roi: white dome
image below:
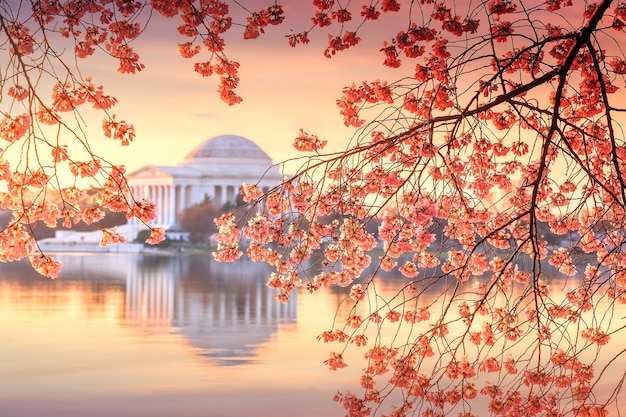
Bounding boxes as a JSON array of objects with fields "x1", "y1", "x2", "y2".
[{"x1": 184, "y1": 134, "x2": 272, "y2": 162}]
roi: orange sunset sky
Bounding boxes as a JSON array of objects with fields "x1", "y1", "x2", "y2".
[{"x1": 77, "y1": 2, "x2": 411, "y2": 176}]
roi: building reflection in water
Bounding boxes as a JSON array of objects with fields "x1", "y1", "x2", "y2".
[
  {"x1": 123, "y1": 253, "x2": 297, "y2": 366},
  {"x1": 0, "y1": 253, "x2": 297, "y2": 367}
]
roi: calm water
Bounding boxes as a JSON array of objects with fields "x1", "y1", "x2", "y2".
[
  {"x1": 1, "y1": 253, "x2": 625, "y2": 416},
  {"x1": 0, "y1": 253, "x2": 361, "y2": 417}
]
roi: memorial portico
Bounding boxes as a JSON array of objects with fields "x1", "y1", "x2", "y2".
[{"x1": 126, "y1": 135, "x2": 282, "y2": 232}]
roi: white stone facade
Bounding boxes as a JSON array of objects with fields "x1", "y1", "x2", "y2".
[{"x1": 126, "y1": 135, "x2": 282, "y2": 231}]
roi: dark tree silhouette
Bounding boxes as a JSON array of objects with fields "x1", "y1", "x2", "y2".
[{"x1": 179, "y1": 198, "x2": 220, "y2": 243}]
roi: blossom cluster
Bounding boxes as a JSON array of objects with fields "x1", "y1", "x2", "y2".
[{"x1": 213, "y1": 1, "x2": 626, "y2": 416}]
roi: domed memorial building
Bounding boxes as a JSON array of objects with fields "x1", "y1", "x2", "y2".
[{"x1": 126, "y1": 134, "x2": 282, "y2": 231}]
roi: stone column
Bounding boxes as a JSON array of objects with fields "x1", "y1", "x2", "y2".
[
  {"x1": 159, "y1": 185, "x2": 165, "y2": 225},
  {"x1": 174, "y1": 185, "x2": 181, "y2": 226},
  {"x1": 162, "y1": 185, "x2": 167, "y2": 226},
  {"x1": 152, "y1": 185, "x2": 163, "y2": 224},
  {"x1": 167, "y1": 184, "x2": 174, "y2": 226}
]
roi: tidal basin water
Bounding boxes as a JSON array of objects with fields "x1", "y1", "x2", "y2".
[
  {"x1": 0, "y1": 253, "x2": 362, "y2": 417},
  {"x1": 2, "y1": 252, "x2": 626, "y2": 416}
]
